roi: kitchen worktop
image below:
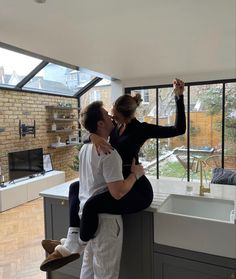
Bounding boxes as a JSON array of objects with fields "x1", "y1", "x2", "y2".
[{"x1": 40, "y1": 176, "x2": 236, "y2": 219}]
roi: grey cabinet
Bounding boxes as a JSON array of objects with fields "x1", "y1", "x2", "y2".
[
  {"x1": 154, "y1": 245, "x2": 236, "y2": 279},
  {"x1": 43, "y1": 196, "x2": 154, "y2": 279},
  {"x1": 119, "y1": 211, "x2": 154, "y2": 279},
  {"x1": 43, "y1": 197, "x2": 83, "y2": 279},
  {"x1": 42, "y1": 195, "x2": 236, "y2": 279},
  {"x1": 44, "y1": 198, "x2": 70, "y2": 239}
]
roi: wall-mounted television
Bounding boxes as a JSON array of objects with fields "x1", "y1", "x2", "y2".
[{"x1": 8, "y1": 148, "x2": 44, "y2": 181}]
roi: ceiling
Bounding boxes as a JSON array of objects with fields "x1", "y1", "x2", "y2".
[{"x1": 0, "y1": 0, "x2": 235, "y2": 87}]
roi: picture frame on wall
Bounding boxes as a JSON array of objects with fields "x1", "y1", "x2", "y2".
[{"x1": 43, "y1": 154, "x2": 53, "y2": 172}]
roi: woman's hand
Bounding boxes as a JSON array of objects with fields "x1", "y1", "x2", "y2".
[
  {"x1": 173, "y1": 78, "x2": 185, "y2": 97},
  {"x1": 90, "y1": 133, "x2": 113, "y2": 155},
  {"x1": 131, "y1": 158, "x2": 145, "y2": 180}
]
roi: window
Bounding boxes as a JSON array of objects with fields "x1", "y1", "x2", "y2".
[
  {"x1": 131, "y1": 88, "x2": 157, "y2": 175},
  {"x1": 23, "y1": 63, "x2": 95, "y2": 96},
  {"x1": 79, "y1": 79, "x2": 112, "y2": 140},
  {"x1": 141, "y1": 90, "x2": 149, "y2": 104},
  {"x1": 126, "y1": 79, "x2": 236, "y2": 181},
  {"x1": 0, "y1": 47, "x2": 42, "y2": 87},
  {"x1": 89, "y1": 90, "x2": 101, "y2": 103},
  {"x1": 131, "y1": 89, "x2": 150, "y2": 104},
  {"x1": 225, "y1": 82, "x2": 236, "y2": 156},
  {"x1": 80, "y1": 79, "x2": 112, "y2": 111},
  {"x1": 0, "y1": 44, "x2": 101, "y2": 97}
]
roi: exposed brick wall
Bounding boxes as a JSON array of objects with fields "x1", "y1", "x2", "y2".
[{"x1": 0, "y1": 89, "x2": 79, "y2": 182}]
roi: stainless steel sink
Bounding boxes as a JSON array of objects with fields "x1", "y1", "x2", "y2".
[{"x1": 154, "y1": 194, "x2": 236, "y2": 258}]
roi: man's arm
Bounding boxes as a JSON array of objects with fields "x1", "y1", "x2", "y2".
[{"x1": 107, "y1": 159, "x2": 144, "y2": 200}]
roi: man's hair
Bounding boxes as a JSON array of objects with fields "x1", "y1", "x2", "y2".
[{"x1": 80, "y1": 101, "x2": 104, "y2": 133}]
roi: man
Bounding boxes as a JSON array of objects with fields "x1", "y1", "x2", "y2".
[{"x1": 40, "y1": 101, "x2": 144, "y2": 279}]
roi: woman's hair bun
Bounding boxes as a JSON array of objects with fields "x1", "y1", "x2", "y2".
[{"x1": 133, "y1": 93, "x2": 143, "y2": 107}]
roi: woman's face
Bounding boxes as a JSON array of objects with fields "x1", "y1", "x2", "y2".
[{"x1": 111, "y1": 106, "x2": 126, "y2": 125}]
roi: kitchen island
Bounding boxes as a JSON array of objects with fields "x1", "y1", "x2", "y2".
[{"x1": 40, "y1": 177, "x2": 236, "y2": 279}]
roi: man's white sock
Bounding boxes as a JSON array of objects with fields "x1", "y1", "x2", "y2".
[{"x1": 63, "y1": 227, "x2": 80, "y2": 253}]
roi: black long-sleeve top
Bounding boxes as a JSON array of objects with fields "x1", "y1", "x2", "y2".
[{"x1": 109, "y1": 96, "x2": 186, "y2": 177}]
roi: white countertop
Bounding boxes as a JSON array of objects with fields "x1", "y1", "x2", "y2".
[
  {"x1": 40, "y1": 176, "x2": 236, "y2": 258},
  {"x1": 39, "y1": 178, "x2": 78, "y2": 200},
  {"x1": 40, "y1": 175, "x2": 236, "y2": 219},
  {"x1": 149, "y1": 177, "x2": 236, "y2": 216}
]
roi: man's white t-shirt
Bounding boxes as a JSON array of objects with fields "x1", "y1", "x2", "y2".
[{"x1": 78, "y1": 143, "x2": 124, "y2": 217}]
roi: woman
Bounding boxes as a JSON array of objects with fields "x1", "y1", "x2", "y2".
[{"x1": 40, "y1": 78, "x2": 186, "y2": 271}]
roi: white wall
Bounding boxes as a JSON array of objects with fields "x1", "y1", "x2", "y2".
[
  {"x1": 122, "y1": 70, "x2": 236, "y2": 88},
  {"x1": 111, "y1": 79, "x2": 124, "y2": 99}
]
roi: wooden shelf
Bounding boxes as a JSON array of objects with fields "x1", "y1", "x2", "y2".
[
  {"x1": 48, "y1": 143, "x2": 81, "y2": 149},
  {"x1": 47, "y1": 129, "x2": 79, "y2": 133},
  {"x1": 46, "y1": 106, "x2": 80, "y2": 110},
  {"x1": 47, "y1": 118, "x2": 79, "y2": 122},
  {"x1": 46, "y1": 105, "x2": 81, "y2": 148}
]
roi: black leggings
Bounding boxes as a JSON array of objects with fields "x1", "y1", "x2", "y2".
[
  {"x1": 68, "y1": 175, "x2": 153, "y2": 242},
  {"x1": 69, "y1": 181, "x2": 80, "y2": 227}
]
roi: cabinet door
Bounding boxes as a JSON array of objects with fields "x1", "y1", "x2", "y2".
[
  {"x1": 155, "y1": 253, "x2": 236, "y2": 279},
  {"x1": 44, "y1": 198, "x2": 69, "y2": 239},
  {"x1": 119, "y1": 211, "x2": 154, "y2": 279},
  {"x1": 44, "y1": 198, "x2": 154, "y2": 279},
  {"x1": 44, "y1": 198, "x2": 83, "y2": 279},
  {"x1": 47, "y1": 270, "x2": 78, "y2": 279}
]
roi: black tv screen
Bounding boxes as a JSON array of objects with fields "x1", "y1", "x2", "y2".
[{"x1": 8, "y1": 148, "x2": 44, "y2": 181}]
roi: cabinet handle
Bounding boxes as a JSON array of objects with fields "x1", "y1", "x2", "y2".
[
  {"x1": 61, "y1": 200, "x2": 65, "y2": 206},
  {"x1": 229, "y1": 272, "x2": 236, "y2": 279}
]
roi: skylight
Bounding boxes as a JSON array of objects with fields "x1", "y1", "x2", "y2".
[
  {"x1": 0, "y1": 47, "x2": 42, "y2": 87},
  {"x1": 0, "y1": 45, "x2": 102, "y2": 97},
  {"x1": 23, "y1": 63, "x2": 96, "y2": 96}
]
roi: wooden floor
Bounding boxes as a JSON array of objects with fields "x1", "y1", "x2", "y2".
[{"x1": 0, "y1": 198, "x2": 46, "y2": 279}]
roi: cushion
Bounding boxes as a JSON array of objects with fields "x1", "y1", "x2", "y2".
[{"x1": 211, "y1": 168, "x2": 236, "y2": 185}]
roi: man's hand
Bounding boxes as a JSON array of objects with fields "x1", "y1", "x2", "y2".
[
  {"x1": 107, "y1": 158, "x2": 145, "y2": 200},
  {"x1": 90, "y1": 133, "x2": 113, "y2": 155},
  {"x1": 131, "y1": 158, "x2": 145, "y2": 180},
  {"x1": 173, "y1": 78, "x2": 184, "y2": 97}
]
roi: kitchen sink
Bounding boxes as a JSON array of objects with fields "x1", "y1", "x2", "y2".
[
  {"x1": 154, "y1": 194, "x2": 236, "y2": 258},
  {"x1": 158, "y1": 194, "x2": 235, "y2": 222}
]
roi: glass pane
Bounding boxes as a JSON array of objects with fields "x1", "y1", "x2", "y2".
[
  {"x1": 80, "y1": 79, "x2": 112, "y2": 136},
  {"x1": 189, "y1": 84, "x2": 223, "y2": 182},
  {"x1": 23, "y1": 63, "x2": 96, "y2": 96},
  {"x1": 225, "y1": 82, "x2": 236, "y2": 169},
  {"x1": 0, "y1": 47, "x2": 42, "y2": 87},
  {"x1": 131, "y1": 89, "x2": 157, "y2": 176},
  {"x1": 158, "y1": 87, "x2": 187, "y2": 180}
]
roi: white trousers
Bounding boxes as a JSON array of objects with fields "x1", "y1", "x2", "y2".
[{"x1": 80, "y1": 214, "x2": 123, "y2": 279}]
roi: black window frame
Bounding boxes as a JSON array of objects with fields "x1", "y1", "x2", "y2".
[
  {"x1": 0, "y1": 42, "x2": 103, "y2": 98},
  {"x1": 125, "y1": 78, "x2": 236, "y2": 180}
]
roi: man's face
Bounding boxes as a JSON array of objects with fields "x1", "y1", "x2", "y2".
[{"x1": 101, "y1": 108, "x2": 114, "y2": 133}]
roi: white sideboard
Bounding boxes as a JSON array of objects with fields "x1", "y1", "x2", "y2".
[{"x1": 0, "y1": 170, "x2": 65, "y2": 212}]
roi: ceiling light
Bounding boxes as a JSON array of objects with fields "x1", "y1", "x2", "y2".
[{"x1": 35, "y1": 0, "x2": 46, "y2": 3}]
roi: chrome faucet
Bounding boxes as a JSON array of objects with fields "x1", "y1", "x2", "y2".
[{"x1": 199, "y1": 159, "x2": 210, "y2": 196}]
